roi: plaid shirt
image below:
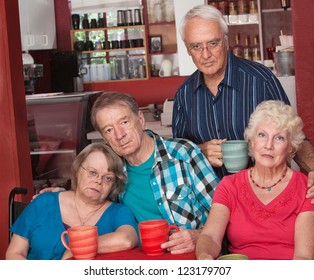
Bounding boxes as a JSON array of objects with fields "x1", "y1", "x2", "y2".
[{"x1": 120, "y1": 130, "x2": 220, "y2": 229}]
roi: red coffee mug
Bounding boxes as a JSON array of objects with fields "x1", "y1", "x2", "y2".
[
  {"x1": 139, "y1": 219, "x2": 180, "y2": 256},
  {"x1": 61, "y1": 225, "x2": 98, "y2": 260}
]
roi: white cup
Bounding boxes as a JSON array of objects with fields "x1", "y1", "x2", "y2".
[
  {"x1": 90, "y1": 64, "x2": 97, "y2": 81},
  {"x1": 96, "y1": 64, "x2": 105, "y2": 81},
  {"x1": 104, "y1": 63, "x2": 111, "y2": 80},
  {"x1": 81, "y1": 65, "x2": 90, "y2": 82},
  {"x1": 159, "y1": 59, "x2": 172, "y2": 77}
]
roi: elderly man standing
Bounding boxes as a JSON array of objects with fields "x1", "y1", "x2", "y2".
[
  {"x1": 90, "y1": 91, "x2": 219, "y2": 254},
  {"x1": 172, "y1": 4, "x2": 314, "y2": 196}
]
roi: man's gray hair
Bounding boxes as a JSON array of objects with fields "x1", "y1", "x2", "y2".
[{"x1": 179, "y1": 4, "x2": 229, "y2": 41}]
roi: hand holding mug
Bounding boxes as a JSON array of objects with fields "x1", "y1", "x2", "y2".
[
  {"x1": 139, "y1": 220, "x2": 180, "y2": 256},
  {"x1": 199, "y1": 139, "x2": 226, "y2": 167}
]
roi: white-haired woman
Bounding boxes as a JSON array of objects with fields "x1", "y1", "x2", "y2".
[{"x1": 196, "y1": 100, "x2": 314, "y2": 260}]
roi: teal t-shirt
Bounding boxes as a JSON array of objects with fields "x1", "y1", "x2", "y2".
[{"x1": 123, "y1": 151, "x2": 163, "y2": 222}]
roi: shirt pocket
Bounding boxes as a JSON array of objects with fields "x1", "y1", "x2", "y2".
[{"x1": 165, "y1": 184, "x2": 192, "y2": 202}]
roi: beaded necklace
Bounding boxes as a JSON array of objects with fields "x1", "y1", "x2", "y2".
[{"x1": 249, "y1": 166, "x2": 288, "y2": 192}]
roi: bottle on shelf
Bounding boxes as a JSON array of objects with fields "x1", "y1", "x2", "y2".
[
  {"x1": 238, "y1": 0, "x2": 248, "y2": 23},
  {"x1": 280, "y1": 0, "x2": 291, "y2": 10},
  {"x1": 228, "y1": 1, "x2": 238, "y2": 24},
  {"x1": 248, "y1": 0, "x2": 258, "y2": 23},
  {"x1": 218, "y1": 1, "x2": 229, "y2": 23},
  {"x1": 243, "y1": 35, "x2": 252, "y2": 61},
  {"x1": 232, "y1": 33, "x2": 244, "y2": 58},
  {"x1": 252, "y1": 35, "x2": 261, "y2": 62}
]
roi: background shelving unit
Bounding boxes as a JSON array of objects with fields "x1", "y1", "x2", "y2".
[{"x1": 70, "y1": 24, "x2": 149, "y2": 82}]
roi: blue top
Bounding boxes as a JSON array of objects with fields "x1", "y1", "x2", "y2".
[
  {"x1": 10, "y1": 192, "x2": 138, "y2": 260},
  {"x1": 124, "y1": 151, "x2": 163, "y2": 222},
  {"x1": 120, "y1": 130, "x2": 220, "y2": 229},
  {"x1": 172, "y1": 51, "x2": 290, "y2": 178}
]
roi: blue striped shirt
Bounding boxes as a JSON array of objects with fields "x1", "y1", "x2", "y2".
[{"x1": 173, "y1": 51, "x2": 290, "y2": 178}]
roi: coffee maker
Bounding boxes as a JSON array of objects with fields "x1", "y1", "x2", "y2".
[{"x1": 22, "y1": 52, "x2": 43, "y2": 95}]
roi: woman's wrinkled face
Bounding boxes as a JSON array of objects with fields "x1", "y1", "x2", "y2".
[
  {"x1": 95, "y1": 104, "x2": 145, "y2": 159},
  {"x1": 250, "y1": 121, "x2": 292, "y2": 168},
  {"x1": 184, "y1": 17, "x2": 229, "y2": 77},
  {"x1": 77, "y1": 151, "x2": 115, "y2": 202}
]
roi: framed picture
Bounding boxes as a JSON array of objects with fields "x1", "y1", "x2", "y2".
[{"x1": 150, "y1": 35, "x2": 162, "y2": 53}]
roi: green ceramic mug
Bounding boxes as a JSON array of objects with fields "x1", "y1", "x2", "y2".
[
  {"x1": 221, "y1": 140, "x2": 249, "y2": 173},
  {"x1": 217, "y1": 254, "x2": 248, "y2": 260}
]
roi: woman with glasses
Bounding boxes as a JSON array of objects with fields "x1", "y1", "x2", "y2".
[{"x1": 6, "y1": 143, "x2": 138, "y2": 260}]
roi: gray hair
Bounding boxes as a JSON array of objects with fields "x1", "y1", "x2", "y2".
[
  {"x1": 244, "y1": 100, "x2": 305, "y2": 161},
  {"x1": 91, "y1": 91, "x2": 139, "y2": 132},
  {"x1": 71, "y1": 142, "x2": 126, "y2": 201},
  {"x1": 179, "y1": 4, "x2": 229, "y2": 41}
]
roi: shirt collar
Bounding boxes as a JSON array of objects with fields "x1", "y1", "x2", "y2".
[
  {"x1": 145, "y1": 129, "x2": 173, "y2": 163},
  {"x1": 193, "y1": 50, "x2": 240, "y2": 93}
]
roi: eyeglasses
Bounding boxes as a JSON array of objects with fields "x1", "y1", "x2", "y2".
[
  {"x1": 188, "y1": 40, "x2": 223, "y2": 53},
  {"x1": 80, "y1": 165, "x2": 115, "y2": 185}
]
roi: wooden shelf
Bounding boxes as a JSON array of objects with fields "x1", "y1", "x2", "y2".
[
  {"x1": 70, "y1": 24, "x2": 149, "y2": 81},
  {"x1": 82, "y1": 77, "x2": 149, "y2": 84},
  {"x1": 148, "y1": 21, "x2": 175, "y2": 26},
  {"x1": 70, "y1": 25, "x2": 145, "y2": 33},
  {"x1": 79, "y1": 48, "x2": 146, "y2": 54},
  {"x1": 149, "y1": 50, "x2": 177, "y2": 55},
  {"x1": 227, "y1": 21, "x2": 259, "y2": 26}
]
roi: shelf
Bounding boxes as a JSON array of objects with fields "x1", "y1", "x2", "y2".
[
  {"x1": 82, "y1": 77, "x2": 148, "y2": 83},
  {"x1": 79, "y1": 47, "x2": 146, "y2": 54},
  {"x1": 227, "y1": 21, "x2": 259, "y2": 26},
  {"x1": 149, "y1": 50, "x2": 177, "y2": 55},
  {"x1": 71, "y1": 22, "x2": 149, "y2": 81},
  {"x1": 70, "y1": 25, "x2": 145, "y2": 33},
  {"x1": 148, "y1": 21, "x2": 175, "y2": 26},
  {"x1": 30, "y1": 149, "x2": 76, "y2": 155},
  {"x1": 262, "y1": 8, "x2": 292, "y2": 13}
]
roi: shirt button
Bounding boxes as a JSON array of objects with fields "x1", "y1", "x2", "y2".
[{"x1": 153, "y1": 182, "x2": 156, "y2": 185}]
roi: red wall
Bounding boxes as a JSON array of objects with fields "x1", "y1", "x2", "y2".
[
  {"x1": 84, "y1": 76, "x2": 187, "y2": 107},
  {"x1": 0, "y1": 0, "x2": 33, "y2": 258},
  {"x1": 292, "y1": 0, "x2": 314, "y2": 143}
]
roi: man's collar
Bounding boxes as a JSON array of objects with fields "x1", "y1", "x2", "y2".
[{"x1": 193, "y1": 51, "x2": 240, "y2": 93}]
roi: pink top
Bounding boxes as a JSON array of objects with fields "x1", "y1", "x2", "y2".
[{"x1": 213, "y1": 169, "x2": 314, "y2": 260}]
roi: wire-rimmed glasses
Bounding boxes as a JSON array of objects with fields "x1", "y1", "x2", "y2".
[{"x1": 80, "y1": 165, "x2": 115, "y2": 185}]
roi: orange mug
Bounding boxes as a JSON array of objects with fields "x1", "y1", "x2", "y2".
[
  {"x1": 61, "y1": 225, "x2": 98, "y2": 260},
  {"x1": 139, "y1": 219, "x2": 180, "y2": 256}
]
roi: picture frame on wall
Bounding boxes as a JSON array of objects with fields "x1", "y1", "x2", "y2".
[{"x1": 150, "y1": 35, "x2": 162, "y2": 53}]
